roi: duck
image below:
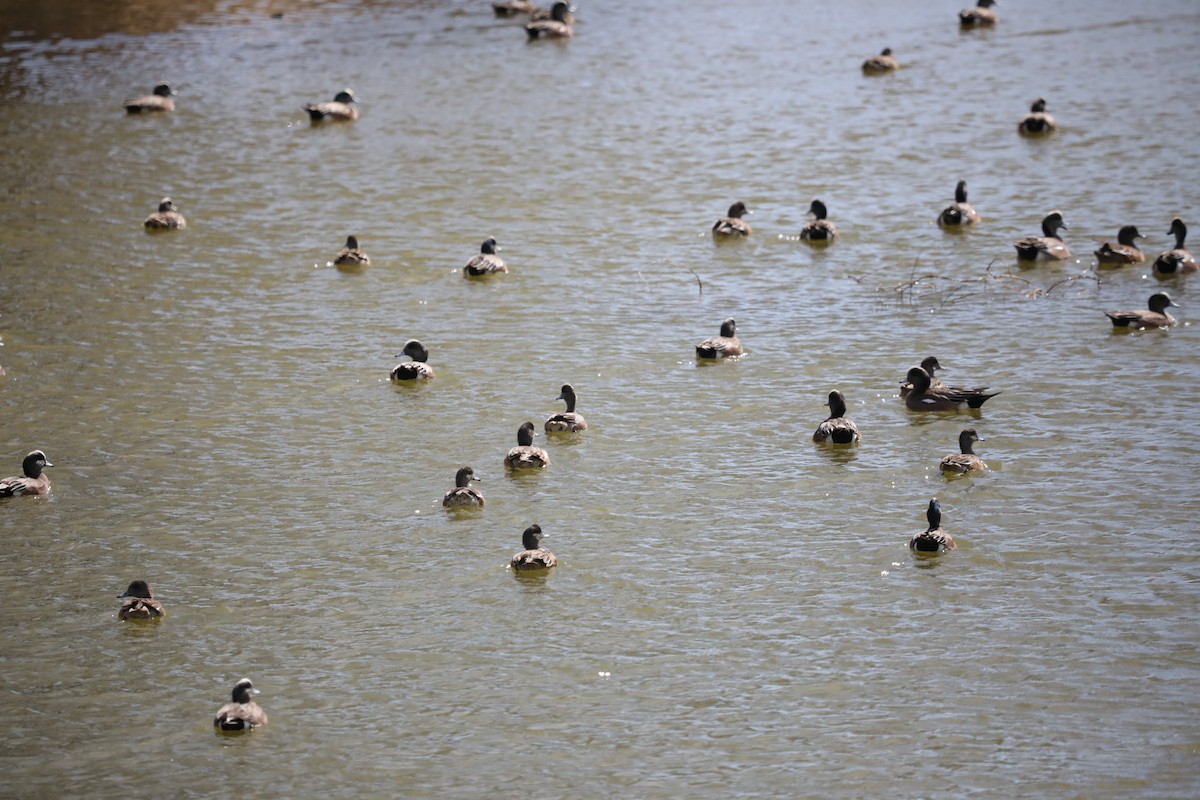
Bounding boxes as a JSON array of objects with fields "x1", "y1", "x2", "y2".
[
  {"x1": 1018, "y1": 98, "x2": 1057, "y2": 134},
  {"x1": 143, "y1": 197, "x2": 186, "y2": 230},
  {"x1": 695, "y1": 318, "x2": 744, "y2": 359},
  {"x1": 904, "y1": 366, "x2": 999, "y2": 412},
  {"x1": 118, "y1": 580, "x2": 166, "y2": 620},
  {"x1": 0, "y1": 450, "x2": 53, "y2": 497},
  {"x1": 390, "y1": 340, "x2": 435, "y2": 381},
  {"x1": 899, "y1": 356, "x2": 945, "y2": 398},
  {"x1": 123, "y1": 83, "x2": 175, "y2": 113},
  {"x1": 1014, "y1": 211, "x2": 1070, "y2": 261},
  {"x1": 463, "y1": 238, "x2": 507, "y2": 277},
  {"x1": 545, "y1": 383, "x2": 588, "y2": 432},
  {"x1": 959, "y1": 0, "x2": 997, "y2": 26},
  {"x1": 1105, "y1": 292, "x2": 1179, "y2": 329},
  {"x1": 511, "y1": 524, "x2": 557, "y2": 571},
  {"x1": 214, "y1": 678, "x2": 268, "y2": 732},
  {"x1": 505, "y1": 422, "x2": 551, "y2": 470},
  {"x1": 812, "y1": 390, "x2": 861, "y2": 444},
  {"x1": 1153, "y1": 218, "x2": 1198, "y2": 275},
  {"x1": 525, "y1": 2, "x2": 573, "y2": 38},
  {"x1": 1093, "y1": 225, "x2": 1145, "y2": 266},
  {"x1": 492, "y1": 0, "x2": 539, "y2": 16},
  {"x1": 530, "y1": 3, "x2": 574, "y2": 23},
  {"x1": 333, "y1": 235, "x2": 370, "y2": 268},
  {"x1": 937, "y1": 180, "x2": 980, "y2": 227},
  {"x1": 799, "y1": 199, "x2": 838, "y2": 242},
  {"x1": 712, "y1": 201, "x2": 752, "y2": 238},
  {"x1": 302, "y1": 89, "x2": 358, "y2": 121},
  {"x1": 442, "y1": 466, "x2": 484, "y2": 508},
  {"x1": 939, "y1": 429, "x2": 987, "y2": 474},
  {"x1": 862, "y1": 48, "x2": 898, "y2": 74},
  {"x1": 909, "y1": 499, "x2": 955, "y2": 553}
]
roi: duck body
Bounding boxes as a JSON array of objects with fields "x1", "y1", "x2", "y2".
[
  {"x1": 505, "y1": 422, "x2": 550, "y2": 470},
  {"x1": 712, "y1": 201, "x2": 752, "y2": 238},
  {"x1": 511, "y1": 524, "x2": 557, "y2": 571},
  {"x1": 0, "y1": 450, "x2": 53, "y2": 497},
  {"x1": 124, "y1": 83, "x2": 175, "y2": 113},
  {"x1": 333, "y1": 235, "x2": 370, "y2": 268},
  {"x1": 1105, "y1": 292, "x2": 1178, "y2": 329},
  {"x1": 214, "y1": 678, "x2": 268, "y2": 732},
  {"x1": 904, "y1": 366, "x2": 999, "y2": 412},
  {"x1": 937, "y1": 180, "x2": 980, "y2": 227},
  {"x1": 493, "y1": 0, "x2": 539, "y2": 16},
  {"x1": 939, "y1": 429, "x2": 987, "y2": 474},
  {"x1": 545, "y1": 383, "x2": 587, "y2": 432},
  {"x1": 959, "y1": 0, "x2": 997, "y2": 26},
  {"x1": 525, "y1": 2, "x2": 573, "y2": 38},
  {"x1": 695, "y1": 318, "x2": 743, "y2": 359},
  {"x1": 463, "y1": 238, "x2": 507, "y2": 277},
  {"x1": 1094, "y1": 225, "x2": 1144, "y2": 266},
  {"x1": 118, "y1": 580, "x2": 166, "y2": 620},
  {"x1": 862, "y1": 48, "x2": 898, "y2": 74},
  {"x1": 1153, "y1": 219, "x2": 1198, "y2": 275},
  {"x1": 303, "y1": 90, "x2": 358, "y2": 121},
  {"x1": 813, "y1": 390, "x2": 861, "y2": 444},
  {"x1": 799, "y1": 199, "x2": 838, "y2": 242},
  {"x1": 442, "y1": 466, "x2": 484, "y2": 507},
  {"x1": 1014, "y1": 211, "x2": 1069, "y2": 261},
  {"x1": 909, "y1": 499, "x2": 955, "y2": 553},
  {"x1": 391, "y1": 339, "x2": 435, "y2": 381},
  {"x1": 144, "y1": 197, "x2": 186, "y2": 230},
  {"x1": 1018, "y1": 98, "x2": 1057, "y2": 134},
  {"x1": 899, "y1": 356, "x2": 944, "y2": 399}
]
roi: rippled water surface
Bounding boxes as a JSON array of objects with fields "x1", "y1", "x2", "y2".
[{"x1": 2, "y1": 0, "x2": 1199, "y2": 797}]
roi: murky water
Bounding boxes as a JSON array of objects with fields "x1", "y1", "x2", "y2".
[{"x1": 2, "y1": 0, "x2": 1199, "y2": 797}]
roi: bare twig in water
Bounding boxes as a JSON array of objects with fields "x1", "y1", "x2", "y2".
[{"x1": 886, "y1": 260, "x2": 1102, "y2": 304}]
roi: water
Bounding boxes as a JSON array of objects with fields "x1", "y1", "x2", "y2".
[{"x1": 2, "y1": 0, "x2": 1199, "y2": 797}]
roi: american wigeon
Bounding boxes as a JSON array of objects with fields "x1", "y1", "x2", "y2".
[
  {"x1": 463, "y1": 238, "x2": 507, "y2": 277},
  {"x1": 1014, "y1": 211, "x2": 1070, "y2": 261},
  {"x1": 712, "y1": 201, "x2": 752, "y2": 238},
  {"x1": 813, "y1": 390, "x2": 861, "y2": 444},
  {"x1": 123, "y1": 83, "x2": 175, "y2": 113},
  {"x1": 1094, "y1": 225, "x2": 1145, "y2": 266},
  {"x1": 333, "y1": 235, "x2": 370, "y2": 268},
  {"x1": 505, "y1": 422, "x2": 550, "y2": 470},
  {"x1": 1153, "y1": 218, "x2": 1198, "y2": 275},
  {"x1": 511, "y1": 524, "x2": 557, "y2": 571},
  {"x1": 695, "y1": 318, "x2": 743, "y2": 359},
  {"x1": 118, "y1": 580, "x2": 166, "y2": 620},
  {"x1": 937, "y1": 180, "x2": 980, "y2": 227},
  {"x1": 525, "y1": 2, "x2": 573, "y2": 38},
  {"x1": 939, "y1": 429, "x2": 987, "y2": 474},
  {"x1": 545, "y1": 384, "x2": 588, "y2": 432},
  {"x1": 0, "y1": 450, "x2": 53, "y2": 497},
  {"x1": 862, "y1": 48, "x2": 898, "y2": 74},
  {"x1": 390, "y1": 340, "x2": 435, "y2": 381},
  {"x1": 214, "y1": 678, "x2": 268, "y2": 732},
  {"x1": 442, "y1": 466, "x2": 484, "y2": 508},
  {"x1": 143, "y1": 197, "x2": 186, "y2": 230},
  {"x1": 493, "y1": 0, "x2": 539, "y2": 17},
  {"x1": 899, "y1": 356, "x2": 945, "y2": 398},
  {"x1": 1105, "y1": 292, "x2": 1178, "y2": 329},
  {"x1": 800, "y1": 199, "x2": 838, "y2": 242},
  {"x1": 909, "y1": 499, "x2": 955, "y2": 553},
  {"x1": 904, "y1": 366, "x2": 999, "y2": 412},
  {"x1": 530, "y1": 3, "x2": 574, "y2": 24},
  {"x1": 1018, "y1": 98, "x2": 1057, "y2": 134},
  {"x1": 302, "y1": 89, "x2": 358, "y2": 121},
  {"x1": 959, "y1": 0, "x2": 997, "y2": 26}
]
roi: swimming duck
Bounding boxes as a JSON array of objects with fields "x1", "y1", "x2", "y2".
[
  {"x1": 530, "y1": 3, "x2": 574, "y2": 23},
  {"x1": 0, "y1": 450, "x2": 53, "y2": 497},
  {"x1": 463, "y1": 238, "x2": 507, "y2": 277},
  {"x1": 959, "y1": 0, "x2": 997, "y2": 26},
  {"x1": 214, "y1": 678, "x2": 268, "y2": 732},
  {"x1": 525, "y1": 2, "x2": 573, "y2": 38},
  {"x1": 904, "y1": 366, "x2": 999, "y2": 412},
  {"x1": 939, "y1": 429, "x2": 987, "y2": 474},
  {"x1": 1018, "y1": 98, "x2": 1057, "y2": 134},
  {"x1": 511, "y1": 524, "x2": 557, "y2": 571},
  {"x1": 899, "y1": 356, "x2": 945, "y2": 399},
  {"x1": 712, "y1": 201, "x2": 752, "y2": 238},
  {"x1": 1105, "y1": 292, "x2": 1179, "y2": 329},
  {"x1": 1152, "y1": 218, "x2": 1198, "y2": 275},
  {"x1": 1093, "y1": 225, "x2": 1145, "y2": 266},
  {"x1": 505, "y1": 422, "x2": 550, "y2": 470},
  {"x1": 442, "y1": 466, "x2": 484, "y2": 508},
  {"x1": 390, "y1": 340, "x2": 435, "y2": 381},
  {"x1": 862, "y1": 48, "x2": 898, "y2": 74},
  {"x1": 799, "y1": 199, "x2": 838, "y2": 242},
  {"x1": 492, "y1": 0, "x2": 539, "y2": 16},
  {"x1": 332, "y1": 235, "x2": 370, "y2": 268},
  {"x1": 695, "y1": 318, "x2": 744, "y2": 359},
  {"x1": 302, "y1": 89, "x2": 358, "y2": 121},
  {"x1": 909, "y1": 499, "x2": 955, "y2": 553},
  {"x1": 937, "y1": 180, "x2": 980, "y2": 227},
  {"x1": 123, "y1": 83, "x2": 175, "y2": 113},
  {"x1": 545, "y1": 383, "x2": 588, "y2": 432},
  {"x1": 143, "y1": 197, "x2": 186, "y2": 230},
  {"x1": 1014, "y1": 211, "x2": 1070, "y2": 261},
  {"x1": 118, "y1": 580, "x2": 166, "y2": 620},
  {"x1": 812, "y1": 390, "x2": 861, "y2": 444}
]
